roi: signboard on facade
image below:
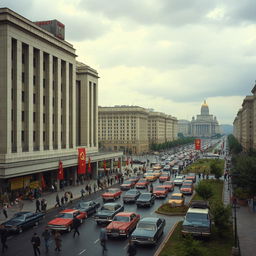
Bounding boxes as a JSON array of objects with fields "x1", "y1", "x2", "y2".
[{"x1": 195, "y1": 138, "x2": 201, "y2": 150}]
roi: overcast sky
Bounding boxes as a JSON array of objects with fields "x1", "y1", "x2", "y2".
[{"x1": 2, "y1": 0, "x2": 256, "y2": 125}]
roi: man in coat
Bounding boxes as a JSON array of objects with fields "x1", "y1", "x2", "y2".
[
  {"x1": 73, "y1": 216, "x2": 80, "y2": 238},
  {"x1": 31, "y1": 232, "x2": 41, "y2": 256}
]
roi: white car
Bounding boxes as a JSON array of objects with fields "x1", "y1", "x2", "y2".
[{"x1": 174, "y1": 175, "x2": 184, "y2": 186}]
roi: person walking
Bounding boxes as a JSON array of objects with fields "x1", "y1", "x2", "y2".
[
  {"x1": 149, "y1": 183, "x2": 153, "y2": 193},
  {"x1": 80, "y1": 188, "x2": 85, "y2": 198},
  {"x1": 99, "y1": 228, "x2": 107, "y2": 255},
  {"x1": 61, "y1": 196, "x2": 65, "y2": 206},
  {"x1": 73, "y1": 216, "x2": 80, "y2": 238},
  {"x1": 41, "y1": 227, "x2": 51, "y2": 253},
  {"x1": 88, "y1": 185, "x2": 92, "y2": 195},
  {"x1": 69, "y1": 192, "x2": 73, "y2": 203},
  {"x1": 54, "y1": 231, "x2": 62, "y2": 252},
  {"x1": 127, "y1": 239, "x2": 137, "y2": 256},
  {"x1": 31, "y1": 232, "x2": 41, "y2": 256},
  {"x1": 93, "y1": 183, "x2": 97, "y2": 193},
  {"x1": 55, "y1": 194, "x2": 61, "y2": 207},
  {"x1": 35, "y1": 199, "x2": 41, "y2": 213},
  {"x1": 2, "y1": 204, "x2": 8, "y2": 219},
  {"x1": 0, "y1": 227, "x2": 8, "y2": 253}
]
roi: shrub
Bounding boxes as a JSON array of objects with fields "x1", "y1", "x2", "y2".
[
  {"x1": 210, "y1": 161, "x2": 222, "y2": 180},
  {"x1": 195, "y1": 181, "x2": 213, "y2": 201}
]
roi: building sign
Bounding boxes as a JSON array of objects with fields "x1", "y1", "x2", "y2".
[
  {"x1": 77, "y1": 148, "x2": 86, "y2": 174},
  {"x1": 195, "y1": 139, "x2": 201, "y2": 150}
]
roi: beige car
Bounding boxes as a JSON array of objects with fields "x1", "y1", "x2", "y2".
[{"x1": 168, "y1": 193, "x2": 185, "y2": 206}]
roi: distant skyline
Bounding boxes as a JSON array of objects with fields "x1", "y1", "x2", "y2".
[{"x1": 2, "y1": 0, "x2": 256, "y2": 124}]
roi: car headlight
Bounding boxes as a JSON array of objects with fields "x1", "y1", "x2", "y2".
[
  {"x1": 120, "y1": 230, "x2": 125, "y2": 233},
  {"x1": 107, "y1": 217, "x2": 111, "y2": 220},
  {"x1": 148, "y1": 237, "x2": 154, "y2": 241}
]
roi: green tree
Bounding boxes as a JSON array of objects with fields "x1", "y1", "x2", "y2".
[
  {"x1": 195, "y1": 181, "x2": 213, "y2": 201},
  {"x1": 210, "y1": 160, "x2": 222, "y2": 180}
]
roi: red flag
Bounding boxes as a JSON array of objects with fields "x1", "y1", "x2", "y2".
[
  {"x1": 77, "y1": 148, "x2": 86, "y2": 174},
  {"x1": 118, "y1": 159, "x2": 121, "y2": 169},
  {"x1": 41, "y1": 175, "x2": 46, "y2": 188},
  {"x1": 194, "y1": 139, "x2": 201, "y2": 150},
  {"x1": 88, "y1": 157, "x2": 91, "y2": 173},
  {"x1": 103, "y1": 160, "x2": 107, "y2": 171},
  {"x1": 58, "y1": 161, "x2": 64, "y2": 180}
]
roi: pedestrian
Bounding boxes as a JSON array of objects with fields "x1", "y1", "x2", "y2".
[
  {"x1": 93, "y1": 183, "x2": 97, "y2": 193},
  {"x1": 99, "y1": 228, "x2": 107, "y2": 255},
  {"x1": 64, "y1": 192, "x2": 68, "y2": 204},
  {"x1": 2, "y1": 204, "x2": 8, "y2": 219},
  {"x1": 198, "y1": 173, "x2": 201, "y2": 179},
  {"x1": 127, "y1": 239, "x2": 137, "y2": 256},
  {"x1": 54, "y1": 231, "x2": 62, "y2": 252},
  {"x1": 149, "y1": 183, "x2": 153, "y2": 193},
  {"x1": 69, "y1": 192, "x2": 73, "y2": 203},
  {"x1": 224, "y1": 171, "x2": 227, "y2": 181},
  {"x1": 85, "y1": 184, "x2": 89, "y2": 194},
  {"x1": 61, "y1": 196, "x2": 65, "y2": 206},
  {"x1": 51, "y1": 184, "x2": 55, "y2": 192},
  {"x1": 35, "y1": 199, "x2": 41, "y2": 213},
  {"x1": 55, "y1": 194, "x2": 61, "y2": 207},
  {"x1": 31, "y1": 232, "x2": 41, "y2": 256},
  {"x1": 81, "y1": 188, "x2": 85, "y2": 198},
  {"x1": 88, "y1": 185, "x2": 92, "y2": 195},
  {"x1": 73, "y1": 216, "x2": 80, "y2": 238},
  {"x1": 41, "y1": 227, "x2": 51, "y2": 253},
  {"x1": 40, "y1": 199, "x2": 45, "y2": 212},
  {"x1": 0, "y1": 227, "x2": 8, "y2": 253}
]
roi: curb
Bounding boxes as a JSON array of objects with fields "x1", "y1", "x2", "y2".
[
  {"x1": 155, "y1": 210, "x2": 186, "y2": 216},
  {"x1": 154, "y1": 221, "x2": 179, "y2": 256}
]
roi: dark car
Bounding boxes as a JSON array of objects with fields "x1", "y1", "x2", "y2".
[
  {"x1": 120, "y1": 180, "x2": 136, "y2": 191},
  {"x1": 131, "y1": 217, "x2": 165, "y2": 245},
  {"x1": 136, "y1": 193, "x2": 155, "y2": 207},
  {"x1": 1, "y1": 211, "x2": 45, "y2": 233},
  {"x1": 123, "y1": 189, "x2": 141, "y2": 204},
  {"x1": 94, "y1": 203, "x2": 124, "y2": 225},
  {"x1": 74, "y1": 200, "x2": 100, "y2": 216}
]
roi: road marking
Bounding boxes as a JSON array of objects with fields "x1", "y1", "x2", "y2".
[
  {"x1": 123, "y1": 243, "x2": 129, "y2": 250},
  {"x1": 78, "y1": 249, "x2": 86, "y2": 255},
  {"x1": 150, "y1": 211, "x2": 154, "y2": 215},
  {"x1": 94, "y1": 238, "x2": 99, "y2": 244}
]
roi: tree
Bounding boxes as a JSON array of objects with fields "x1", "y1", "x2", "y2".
[
  {"x1": 195, "y1": 181, "x2": 213, "y2": 201},
  {"x1": 210, "y1": 160, "x2": 222, "y2": 180}
]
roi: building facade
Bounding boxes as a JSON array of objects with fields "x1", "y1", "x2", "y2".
[
  {"x1": 177, "y1": 119, "x2": 191, "y2": 136},
  {"x1": 0, "y1": 8, "x2": 122, "y2": 199},
  {"x1": 98, "y1": 106, "x2": 178, "y2": 154}
]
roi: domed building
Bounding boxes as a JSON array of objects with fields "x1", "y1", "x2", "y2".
[{"x1": 190, "y1": 100, "x2": 220, "y2": 137}]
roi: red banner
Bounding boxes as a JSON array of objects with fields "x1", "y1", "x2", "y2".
[
  {"x1": 103, "y1": 160, "x2": 107, "y2": 171},
  {"x1": 41, "y1": 175, "x2": 46, "y2": 188},
  {"x1": 77, "y1": 148, "x2": 86, "y2": 174},
  {"x1": 58, "y1": 161, "x2": 64, "y2": 180},
  {"x1": 88, "y1": 157, "x2": 91, "y2": 173},
  {"x1": 195, "y1": 139, "x2": 201, "y2": 150}
]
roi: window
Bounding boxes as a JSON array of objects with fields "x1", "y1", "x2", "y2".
[
  {"x1": 52, "y1": 98, "x2": 55, "y2": 107},
  {"x1": 43, "y1": 78, "x2": 46, "y2": 88},
  {"x1": 33, "y1": 112, "x2": 36, "y2": 123},
  {"x1": 52, "y1": 81, "x2": 55, "y2": 90},
  {"x1": 33, "y1": 131, "x2": 36, "y2": 142},
  {"x1": 43, "y1": 113, "x2": 46, "y2": 123},
  {"x1": 33, "y1": 75, "x2": 36, "y2": 86},
  {"x1": 33, "y1": 57, "x2": 36, "y2": 68},
  {"x1": 33, "y1": 94, "x2": 36, "y2": 104},
  {"x1": 21, "y1": 130, "x2": 25, "y2": 142},
  {"x1": 43, "y1": 96, "x2": 46, "y2": 105},
  {"x1": 22, "y1": 72, "x2": 25, "y2": 83},
  {"x1": 43, "y1": 61, "x2": 46, "y2": 71},
  {"x1": 22, "y1": 111, "x2": 25, "y2": 122},
  {"x1": 43, "y1": 131, "x2": 46, "y2": 142},
  {"x1": 52, "y1": 114, "x2": 54, "y2": 124},
  {"x1": 22, "y1": 54, "x2": 25, "y2": 64}
]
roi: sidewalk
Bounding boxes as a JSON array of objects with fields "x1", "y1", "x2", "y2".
[
  {"x1": 223, "y1": 179, "x2": 256, "y2": 256},
  {"x1": 0, "y1": 173, "x2": 120, "y2": 223}
]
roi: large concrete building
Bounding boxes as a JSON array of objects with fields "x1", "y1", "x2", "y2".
[
  {"x1": 177, "y1": 101, "x2": 220, "y2": 138},
  {"x1": 0, "y1": 8, "x2": 122, "y2": 199},
  {"x1": 233, "y1": 86, "x2": 256, "y2": 151},
  {"x1": 98, "y1": 106, "x2": 178, "y2": 154}
]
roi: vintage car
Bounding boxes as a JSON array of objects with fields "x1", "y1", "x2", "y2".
[
  {"x1": 186, "y1": 173, "x2": 196, "y2": 183},
  {"x1": 183, "y1": 179, "x2": 193, "y2": 186},
  {"x1": 131, "y1": 217, "x2": 165, "y2": 245},
  {"x1": 174, "y1": 175, "x2": 185, "y2": 186},
  {"x1": 168, "y1": 193, "x2": 185, "y2": 206},
  {"x1": 48, "y1": 209, "x2": 86, "y2": 232},
  {"x1": 136, "y1": 193, "x2": 155, "y2": 207},
  {"x1": 94, "y1": 203, "x2": 124, "y2": 225},
  {"x1": 102, "y1": 188, "x2": 122, "y2": 201},
  {"x1": 153, "y1": 170, "x2": 162, "y2": 178},
  {"x1": 120, "y1": 180, "x2": 136, "y2": 191},
  {"x1": 106, "y1": 212, "x2": 140, "y2": 238},
  {"x1": 153, "y1": 186, "x2": 169, "y2": 198},
  {"x1": 182, "y1": 207, "x2": 212, "y2": 237},
  {"x1": 180, "y1": 184, "x2": 194, "y2": 195},
  {"x1": 1, "y1": 211, "x2": 45, "y2": 233},
  {"x1": 152, "y1": 164, "x2": 162, "y2": 171},
  {"x1": 162, "y1": 181, "x2": 174, "y2": 192},
  {"x1": 163, "y1": 165, "x2": 171, "y2": 171},
  {"x1": 144, "y1": 173, "x2": 158, "y2": 182},
  {"x1": 129, "y1": 176, "x2": 140, "y2": 183},
  {"x1": 74, "y1": 200, "x2": 100, "y2": 216},
  {"x1": 135, "y1": 178, "x2": 149, "y2": 189},
  {"x1": 123, "y1": 189, "x2": 141, "y2": 203},
  {"x1": 159, "y1": 173, "x2": 170, "y2": 183}
]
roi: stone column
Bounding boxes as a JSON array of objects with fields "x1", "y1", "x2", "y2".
[
  {"x1": 64, "y1": 62, "x2": 70, "y2": 148},
  {"x1": 90, "y1": 83, "x2": 94, "y2": 147},
  {"x1": 56, "y1": 58, "x2": 61, "y2": 149},
  {"x1": 71, "y1": 64, "x2": 76, "y2": 148},
  {"x1": 47, "y1": 54, "x2": 53, "y2": 150},
  {"x1": 94, "y1": 83, "x2": 98, "y2": 148}
]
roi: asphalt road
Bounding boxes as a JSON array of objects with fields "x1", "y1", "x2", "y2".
[{"x1": 3, "y1": 176, "x2": 194, "y2": 256}]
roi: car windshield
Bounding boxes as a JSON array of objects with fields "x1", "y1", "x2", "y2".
[
  {"x1": 106, "y1": 189, "x2": 118, "y2": 193},
  {"x1": 161, "y1": 174, "x2": 169, "y2": 176},
  {"x1": 78, "y1": 202, "x2": 90, "y2": 207},
  {"x1": 170, "y1": 196, "x2": 182, "y2": 200},
  {"x1": 155, "y1": 187, "x2": 165, "y2": 191},
  {"x1": 138, "y1": 179, "x2": 146, "y2": 182},
  {"x1": 186, "y1": 213, "x2": 208, "y2": 220},
  {"x1": 126, "y1": 190, "x2": 137, "y2": 195},
  {"x1": 57, "y1": 213, "x2": 73, "y2": 219},
  {"x1": 113, "y1": 216, "x2": 130, "y2": 222},
  {"x1": 123, "y1": 181, "x2": 132, "y2": 184},
  {"x1": 163, "y1": 182, "x2": 172, "y2": 185},
  {"x1": 139, "y1": 194, "x2": 150, "y2": 199},
  {"x1": 101, "y1": 205, "x2": 116, "y2": 211},
  {"x1": 14, "y1": 213, "x2": 26, "y2": 221},
  {"x1": 181, "y1": 185, "x2": 191, "y2": 188},
  {"x1": 137, "y1": 223, "x2": 156, "y2": 231}
]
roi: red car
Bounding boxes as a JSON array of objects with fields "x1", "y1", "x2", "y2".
[
  {"x1": 129, "y1": 176, "x2": 140, "y2": 183},
  {"x1": 162, "y1": 181, "x2": 174, "y2": 192},
  {"x1": 159, "y1": 173, "x2": 170, "y2": 183},
  {"x1": 106, "y1": 212, "x2": 140, "y2": 238},
  {"x1": 120, "y1": 180, "x2": 136, "y2": 191},
  {"x1": 135, "y1": 178, "x2": 149, "y2": 189},
  {"x1": 153, "y1": 186, "x2": 169, "y2": 198},
  {"x1": 180, "y1": 184, "x2": 194, "y2": 195},
  {"x1": 102, "y1": 188, "x2": 122, "y2": 202},
  {"x1": 47, "y1": 209, "x2": 86, "y2": 232}
]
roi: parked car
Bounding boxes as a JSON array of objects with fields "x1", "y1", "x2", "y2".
[
  {"x1": 168, "y1": 193, "x2": 185, "y2": 206},
  {"x1": 153, "y1": 186, "x2": 169, "y2": 198},
  {"x1": 74, "y1": 200, "x2": 100, "y2": 216},
  {"x1": 106, "y1": 212, "x2": 140, "y2": 238},
  {"x1": 120, "y1": 180, "x2": 136, "y2": 191},
  {"x1": 48, "y1": 209, "x2": 86, "y2": 232},
  {"x1": 174, "y1": 175, "x2": 185, "y2": 186},
  {"x1": 1, "y1": 211, "x2": 45, "y2": 233},
  {"x1": 153, "y1": 170, "x2": 162, "y2": 178},
  {"x1": 162, "y1": 181, "x2": 174, "y2": 192},
  {"x1": 129, "y1": 176, "x2": 140, "y2": 183},
  {"x1": 136, "y1": 193, "x2": 155, "y2": 207},
  {"x1": 135, "y1": 178, "x2": 149, "y2": 189},
  {"x1": 182, "y1": 179, "x2": 193, "y2": 186},
  {"x1": 180, "y1": 184, "x2": 194, "y2": 195},
  {"x1": 131, "y1": 217, "x2": 165, "y2": 245},
  {"x1": 102, "y1": 188, "x2": 122, "y2": 202},
  {"x1": 159, "y1": 173, "x2": 170, "y2": 183},
  {"x1": 186, "y1": 173, "x2": 196, "y2": 183},
  {"x1": 144, "y1": 173, "x2": 157, "y2": 182},
  {"x1": 123, "y1": 189, "x2": 141, "y2": 203},
  {"x1": 94, "y1": 203, "x2": 124, "y2": 225}
]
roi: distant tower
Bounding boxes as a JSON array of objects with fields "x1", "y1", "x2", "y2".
[{"x1": 201, "y1": 100, "x2": 209, "y2": 115}]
